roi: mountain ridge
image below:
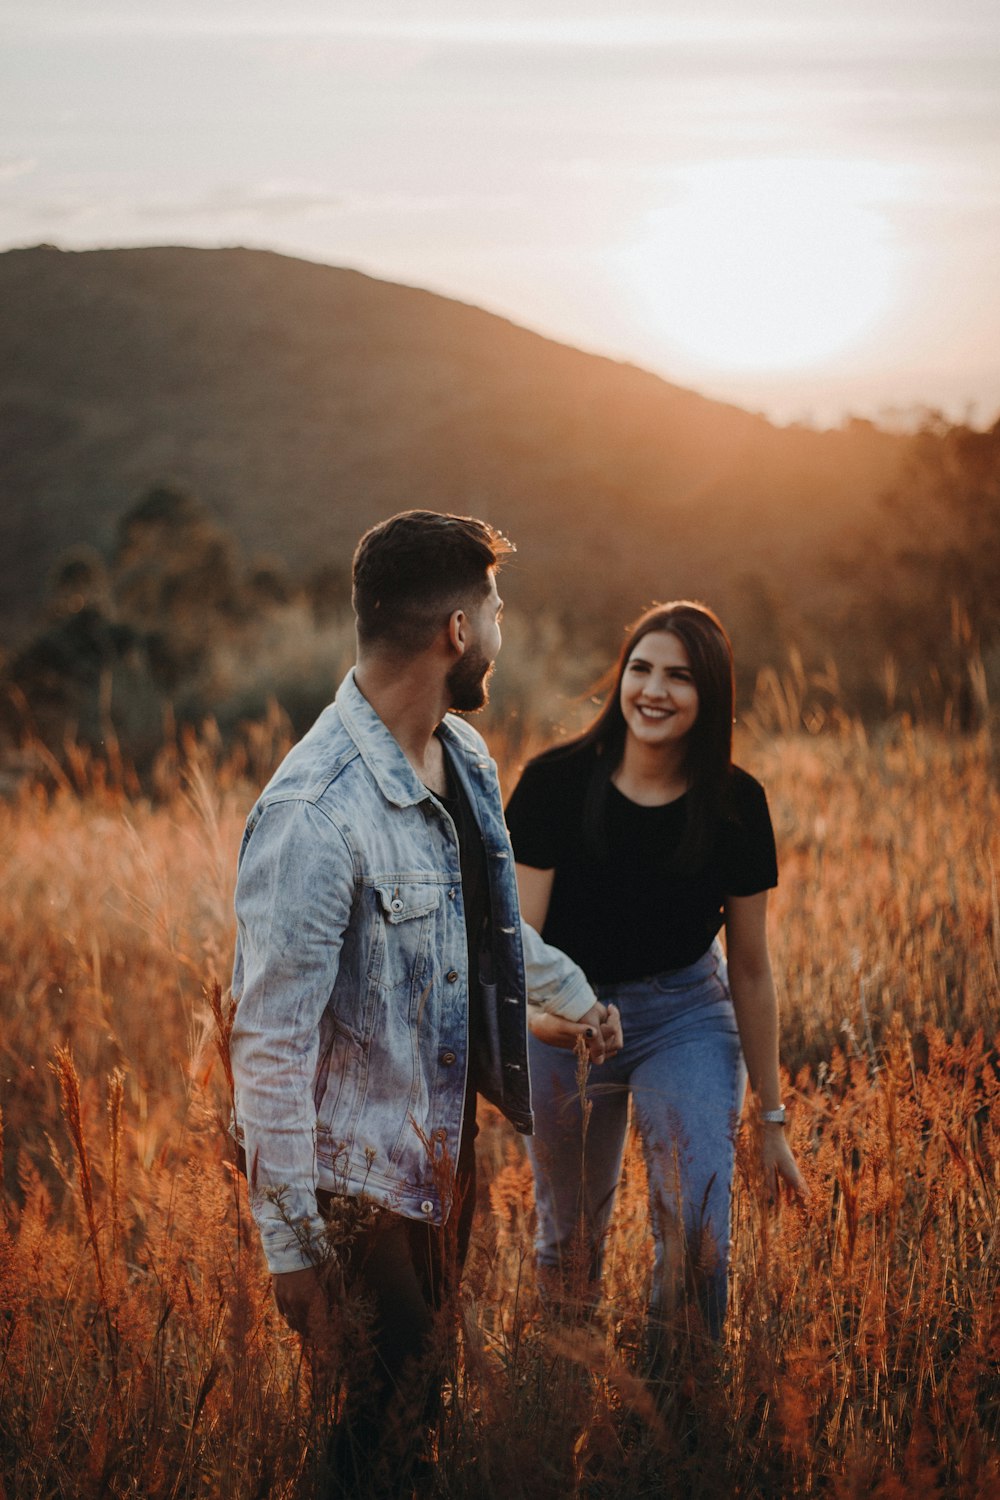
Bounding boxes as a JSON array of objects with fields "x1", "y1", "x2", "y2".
[{"x1": 0, "y1": 243, "x2": 907, "y2": 647}]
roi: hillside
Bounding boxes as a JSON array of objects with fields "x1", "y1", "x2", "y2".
[{"x1": 0, "y1": 244, "x2": 908, "y2": 648}]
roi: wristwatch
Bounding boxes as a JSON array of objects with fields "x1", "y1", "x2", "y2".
[{"x1": 760, "y1": 1105, "x2": 786, "y2": 1126}]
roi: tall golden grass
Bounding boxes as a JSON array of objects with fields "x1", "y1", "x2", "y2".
[{"x1": 1, "y1": 712, "x2": 998, "y2": 1497}]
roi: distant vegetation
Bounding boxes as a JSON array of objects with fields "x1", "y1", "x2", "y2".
[
  {"x1": 2, "y1": 483, "x2": 357, "y2": 763},
  {"x1": 3, "y1": 407, "x2": 998, "y2": 771}
]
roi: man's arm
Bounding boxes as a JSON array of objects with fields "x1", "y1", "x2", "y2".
[
  {"x1": 230, "y1": 798, "x2": 355, "y2": 1276},
  {"x1": 519, "y1": 916, "x2": 596, "y2": 1022},
  {"x1": 519, "y1": 915, "x2": 622, "y2": 1063}
]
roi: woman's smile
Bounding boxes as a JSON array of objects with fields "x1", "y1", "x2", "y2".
[{"x1": 620, "y1": 631, "x2": 699, "y2": 747}]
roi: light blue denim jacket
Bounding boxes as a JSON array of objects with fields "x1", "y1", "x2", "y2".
[{"x1": 230, "y1": 668, "x2": 596, "y2": 1274}]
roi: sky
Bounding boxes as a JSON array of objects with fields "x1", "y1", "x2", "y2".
[{"x1": 2, "y1": 0, "x2": 999, "y2": 427}]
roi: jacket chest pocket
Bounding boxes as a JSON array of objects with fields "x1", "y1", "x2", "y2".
[
  {"x1": 370, "y1": 882, "x2": 442, "y2": 993},
  {"x1": 375, "y1": 883, "x2": 442, "y2": 924}
]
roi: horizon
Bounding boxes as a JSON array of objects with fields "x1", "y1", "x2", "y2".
[
  {"x1": 7, "y1": 236, "x2": 993, "y2": 436},
  {"x1": 2, "y1": 0, "x2": 999, "y2": 427}
]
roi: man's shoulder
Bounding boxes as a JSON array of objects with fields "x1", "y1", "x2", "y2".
[{"x1": 258, "y1": 702, "x2": 361, "y2": 809}]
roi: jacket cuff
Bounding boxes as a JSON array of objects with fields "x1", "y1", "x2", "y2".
[
  {"x1": 520, "y1": 921, "x2": 598, "y2": 1022},
  {"x1": 259, "y1": 1213, "x2": 330, "y2": 1275},
  {"x1": 529, "y1": 967, "x2": 598, "y2": 1023}
]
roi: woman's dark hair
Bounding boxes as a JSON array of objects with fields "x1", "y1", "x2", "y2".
[{"x1": 570, "y1": 601, "x2": 736, "y2": 869}]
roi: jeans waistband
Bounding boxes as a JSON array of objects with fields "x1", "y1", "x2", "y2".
[{"x1": 596, "y1": 941, "x2": 722, "y2": 1000}]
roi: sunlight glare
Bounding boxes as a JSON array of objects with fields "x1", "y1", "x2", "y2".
[{"x1": 618, "y1": 159, "x2": 904, "y2": 373}]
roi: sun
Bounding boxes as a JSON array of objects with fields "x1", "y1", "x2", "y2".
[{"x1": 617, "y1": 158, "x2": 903, "y2": 373}]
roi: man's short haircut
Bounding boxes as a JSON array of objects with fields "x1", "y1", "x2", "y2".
[{"x1": 352, "y1": 510, "x2": 515, "y2": 654}]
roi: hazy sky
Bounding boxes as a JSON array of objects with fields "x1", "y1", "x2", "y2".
[{"x1": 3, "y1": 0, "x2": 999, "y2": 425}]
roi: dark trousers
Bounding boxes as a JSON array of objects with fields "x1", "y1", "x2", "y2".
[{"x1": 316, "y1": 1106, "x2": 478, "y2": 1496}]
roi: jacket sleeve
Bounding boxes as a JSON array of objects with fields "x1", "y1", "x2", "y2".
[
  {"x1": 519, "y1": 919, "x2": 597, "y2": 1022},
  {"x1": 230, "y1": 798, "x2": 355, "y2": 1274}
]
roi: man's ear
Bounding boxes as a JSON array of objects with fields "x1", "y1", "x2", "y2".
[{"x1": 446, "y1": 608, "x2": 468, "y2": 656}]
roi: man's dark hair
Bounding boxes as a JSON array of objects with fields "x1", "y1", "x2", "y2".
[{"x1": 352, "y1": 510, "x2": 514, "y2": 653}]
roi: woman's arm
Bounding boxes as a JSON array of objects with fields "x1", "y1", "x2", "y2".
[
  {"x1": 724, "y1": 890, "x2": 807, "y2": 1198},
  {"x1": 515, "y1": 862, "x2": 621, "y2": 1061},
  {"x1": 516, "y1": 863, "x2": 555, "y2": 932}
]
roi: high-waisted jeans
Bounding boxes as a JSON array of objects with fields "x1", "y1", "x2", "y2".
[{"x1": 526, "y1": 945, "x2": 746, "y2": 1341}]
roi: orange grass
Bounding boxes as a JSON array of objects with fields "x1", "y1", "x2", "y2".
[{"x1": 1, "y1": 720, "x2": 998, "y2": 1497}]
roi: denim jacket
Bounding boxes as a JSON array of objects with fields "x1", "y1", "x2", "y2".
[{"x1": 230, "y1": 668, "x2": 596, "y2": 1274}]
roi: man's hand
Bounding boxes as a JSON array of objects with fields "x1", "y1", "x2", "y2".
[
  {"x1": 528, "y1": 1001, "x2": 622, "y2": 1064},
  {"x1": 272, "y1": 1264, "x2": 336, "y2": 1339}
]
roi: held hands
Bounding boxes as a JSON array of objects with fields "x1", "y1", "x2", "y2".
[{"x1": 527, "y1": 1000, "x2": 622, "y2": 1064}]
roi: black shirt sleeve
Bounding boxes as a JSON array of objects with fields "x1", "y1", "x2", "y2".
[
  {"x1": 505, "y1": 752, "x2": 575, "y2": 868},
  {"x1": 720, "y1": 770, "x2": 778, "y2": 896}
]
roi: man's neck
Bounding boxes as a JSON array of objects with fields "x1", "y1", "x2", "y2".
[{"x1": 353, "y1": 657, "x2": 450, "y2": 793}]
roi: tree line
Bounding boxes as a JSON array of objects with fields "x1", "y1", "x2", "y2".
[{"x1": 2, "y1": 413, "x2": 998, "y2": 768}]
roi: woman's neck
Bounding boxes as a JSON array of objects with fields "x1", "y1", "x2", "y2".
[{"x1": 612, "y1": 735, "x2": 689, "y2": 806}]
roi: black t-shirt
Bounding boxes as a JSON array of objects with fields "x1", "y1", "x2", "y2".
[
  {"x1": 504, "y1": 742, "x2": 778, "y2": 985},
  {"x1": 437, "y1": 749, "x2": 490, "y2": 1099}
]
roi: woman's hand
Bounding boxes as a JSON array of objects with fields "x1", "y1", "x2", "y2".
[
  {"x1": 528, "y1": 1001, "x2": 622, "y2": 1064},
  {"x1": 761, "y1": 1123, "x2": 809, "y2": 1203}
]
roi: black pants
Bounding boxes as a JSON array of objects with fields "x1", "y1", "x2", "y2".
[{"x1": 316, "y1": 1106, "x2": 478, "y2": 1496}]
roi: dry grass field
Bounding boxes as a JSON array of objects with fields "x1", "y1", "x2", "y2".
[{"x1": 1, "y1": 711, "x2": 998, "y2": 1498}]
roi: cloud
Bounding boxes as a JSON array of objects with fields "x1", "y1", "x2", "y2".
[
  {"x1": 10, "y1": 3, "x2": 996, "y2": 50},
  {"x1": 122, "y1": 183, "x2": 523, "y2": 228},
  {"x1": 0, "y1": 156, "x2": 38, "y2": 181},
  {"x1": 130, "y1": 183, "x2": 345, "y2": 223}
]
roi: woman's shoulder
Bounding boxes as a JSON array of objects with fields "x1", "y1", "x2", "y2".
[
  {"x1": 505, "y1": 737, "x2": 596, "y2": 860},
  {"x1": 728, "y1": 763, "x2": 768, "y2": 799},
  {"x1": 506, "y1": 737, "x2": 596, "y2": 823},
  {"x1": 723, "y1": 763, "x2": 774, "y2": 829},
  {"x1": 518, "y1": 737, "x2": 598, "y2": 782}
]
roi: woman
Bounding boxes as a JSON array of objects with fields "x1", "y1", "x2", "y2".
[{"x1": 506, "y1": 601, "x2": 806, "y2": 1344}]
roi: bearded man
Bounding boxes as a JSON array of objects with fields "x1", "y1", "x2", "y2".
[{"x1": 230, "y1": 510, "x2": 619, "y2": 1493}]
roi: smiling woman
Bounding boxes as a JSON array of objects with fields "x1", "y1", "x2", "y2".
[{"x1": 618, "y1": 157, "x2": 904, "y2": 374}]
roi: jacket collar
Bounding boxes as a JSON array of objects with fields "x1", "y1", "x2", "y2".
[{"x1": 335, "y1": 667, "x2": 471, "y2": 809}]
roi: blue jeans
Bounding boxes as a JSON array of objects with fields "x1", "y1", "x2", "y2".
[{"x1": 526, "y1": 945, "x2": 746, "y2": 1341}]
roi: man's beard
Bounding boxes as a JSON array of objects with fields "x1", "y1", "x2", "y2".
[{"x1": 446, "y1": 647, "x2": 494, "y2": 713}]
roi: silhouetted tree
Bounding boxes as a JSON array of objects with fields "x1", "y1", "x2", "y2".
[
  {"x1": 48, "y1": 545, "x2": 110, "y2": 618},
  {"x1": 113, "y1": 483, "x2": 241, "y2": 686},
  {"x1": 844, "y1": 414, "x2": 1000, "y2": 724}
]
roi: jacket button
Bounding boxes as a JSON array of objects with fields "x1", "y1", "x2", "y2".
[
  {"x1": 432, "y1": 1127, "x2": 447, "y2": 1143},
  {"x1": 446, "y1": 969, "x2": 459, "y2": 983},
  {"x1": 440, "y1": 1050, "x2": 457, "y2": 1066},
  {"x1": 420, "y1": 1200, "x2": 434, "y2": 1215},
  {"x1": 390, "y1": 898, "x2": 404, "y2": 913}
]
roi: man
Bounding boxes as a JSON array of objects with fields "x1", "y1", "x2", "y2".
[{"x1": 229, "y1": 510, "x2": 619, "y2": 1490}]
